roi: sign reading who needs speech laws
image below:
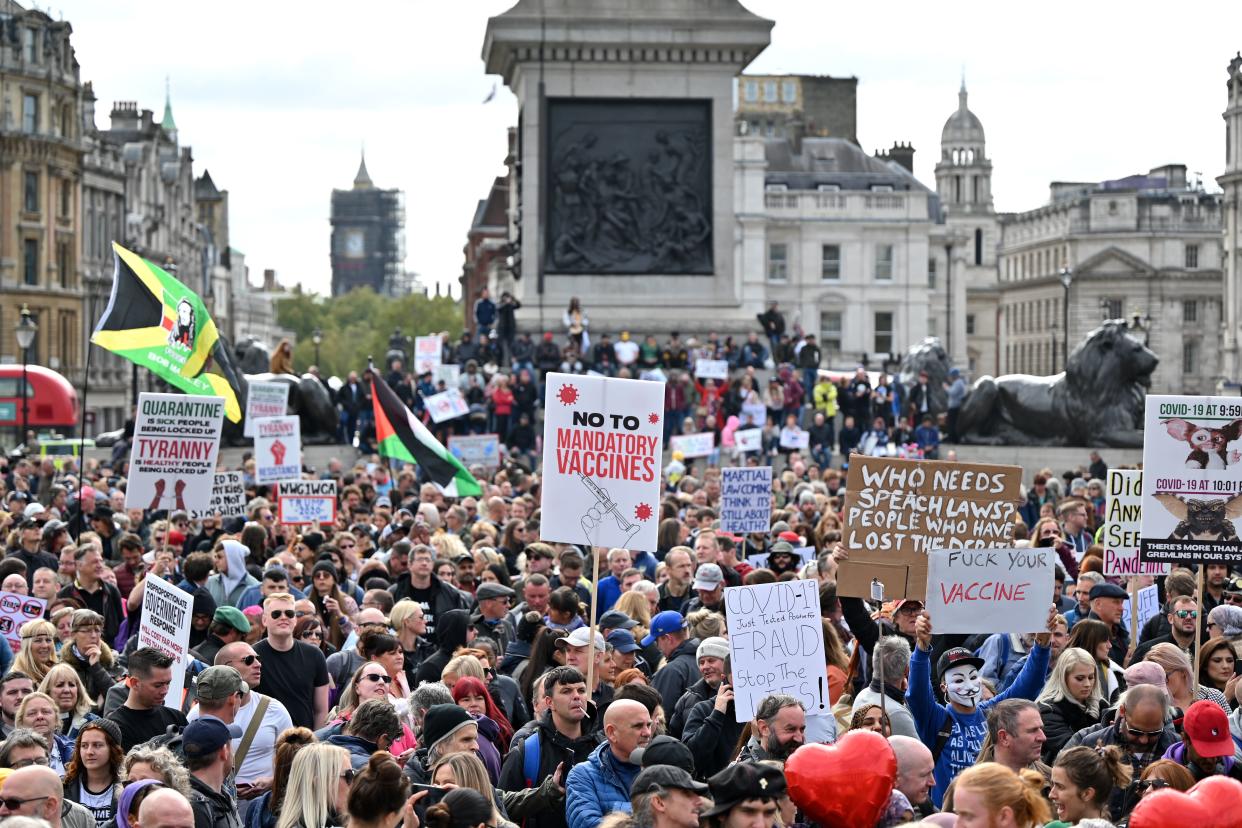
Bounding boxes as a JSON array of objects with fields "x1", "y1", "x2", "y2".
[
  {"x1": 244, "y1": 381, "x2": 290, "y2": 437},
  {"x1": 278, "y1": 480, "x2": 338, "y2": 525},
  {"x1": 137, "y1": 574, "x2": 193, "y2": 709},
  {"x1": 254, "y1": 416, "x2": 302, "y2": 484},
  {"x1": 541, "y1": 373, "x2": 664, "y2": 553},
  {"x1": 125, "y1": 393, "x2": 225, "y2": 514}
]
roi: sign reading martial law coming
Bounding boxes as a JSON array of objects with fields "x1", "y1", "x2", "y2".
[
  {"x1": 125, "y1": 393, "x2": 225, "y2": 514},
  {"x1": 541, "y1": 373, "x2": 664, "y2": 552},
  {"x1": 254, "y1": 416, "x2": 302, "y2": 484},
  {"x1": 137, "y1": 574, "x2": 193, "y2": 709},
  {"x1": 719, "y1": 466, "x2": 772, "y2": 535}
]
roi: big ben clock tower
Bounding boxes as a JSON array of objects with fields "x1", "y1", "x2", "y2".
[{"x1": 330, "y1": 152, "x2": 406, "y2": 297}]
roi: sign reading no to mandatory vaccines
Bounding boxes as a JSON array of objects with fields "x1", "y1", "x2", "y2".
[{"x1": 126, "y1": 393, "x2": 224, "y2": 514}]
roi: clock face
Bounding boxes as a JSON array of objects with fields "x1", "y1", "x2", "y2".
[{"x1": 344, "y1": 229, "x2": 365, "y2": 258}]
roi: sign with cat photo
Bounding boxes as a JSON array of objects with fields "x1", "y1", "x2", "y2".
[{"x1": 1140, "y1": 394, "x2": 1242, "y2": 563}]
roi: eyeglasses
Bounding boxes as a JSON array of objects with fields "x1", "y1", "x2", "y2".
[
  {"x1": 340, "y1": 769, "x2": 356, "y2": 784},
  {"x1": 361, "y1": 673, "x2": 390, "y2": 684},
  {"x1": 7, "y1": 758, "x2": 49, "y2": 769},
  {"x1": 236, "y1": 655, "x2": 260, "y2": 666},
  {"x1": 21, "y1": 635, "x2": 53, "y2": 644},
  {"x1": 73, "y1": 626, "x2": 102, "y2": 635},
  {"x1": 268, "y1": 610, "x2": 296, "y2": 620},
  {"x1": 0, "y1": 795, "x2": 51, "y2": 810},
  {"x1": 1137, "y1": 779, "x2": 1171, "y2": 792},
  {"x1": 1174, "y1": 610, "x2": 1199, "y2": 619}
]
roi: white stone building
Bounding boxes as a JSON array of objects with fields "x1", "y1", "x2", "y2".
[{"x1": 1221, "y1": 52, "x2": 1242, "y2": 385}]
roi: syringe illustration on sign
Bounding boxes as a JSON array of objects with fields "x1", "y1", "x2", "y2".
[{"x1": 578, "y1": 472, "x2": 640, "y2": 548}]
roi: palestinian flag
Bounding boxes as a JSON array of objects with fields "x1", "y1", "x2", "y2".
[
  {"x1": 91, "y1": 242, "x2": 242, "y2": 422},
  {"x1": 371, "y1": 373, "x2": 482, "y2": 497}
]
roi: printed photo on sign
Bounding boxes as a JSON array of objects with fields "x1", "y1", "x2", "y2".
[
  {"x1": 540, "y1": 372, "x2": 664, "y2": 552},
  {"x1": 719, "y1": 466, "x2": 772, "y2": 534},
  {"x1": 1140, "y1": 395, "x2": 1242, "y2": 563},
  {"x1": 747, "y1": 546, "x2": 815, "y2": 571},
  {"x1": 424, "y1": 389, "x2": 470, "y2": 424},
  {"x1": 734, "y1": 428, "x2": 763, "y2": 453},
  {"x1": 923, "y1": 547, "x2": 1054, "y2": 635},
  {"x1": 0, "y1": 592, "x2": 47, "y2": 654},
  {"x1": 244, "y1": 381, "x2": 290, "y2": 437},
  {"x1": 1104, "y1": 470, "x2": 1167, "y2": 576},
  {"x1": 125, "y1": 393, "x2": 225, "y2": 513},
  {"x1": 278, "y1": 480, "x2": 338, "y2": 525},
  {"x1": 670, "y1": 431, "x2": 714, "y2": 459},
  {"x1": 254, "y1": 416, "x2": 302, "y2": 484},
  {"x1": 190, "y1": 471, "x2": 247, "y2": 520}
]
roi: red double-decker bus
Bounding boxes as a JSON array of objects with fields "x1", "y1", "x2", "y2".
[{"x1": 0, "y1": 365, "x2": 78, "y2": 445}]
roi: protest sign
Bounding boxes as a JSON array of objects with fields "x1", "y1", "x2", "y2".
[
  {"x1": 740, "y1": 402, "x2": 767, "y2": 427},
  {"x1": 254, "y1": 416, "x2": 302, "y2": 484},
  {"x1": 424, "y1": 389, "x2": 470, "y2": 423},
  {"x1": 434, "y1": 363, "x2": 461, "y2": 388},
  {"x1": 747, "y1": 545, "x2": 815, "y2": 570},
  {"x1": 1104, "y1": 470, "x2": 1168, "y2": 576},
  {"x1": 735, "y1": 428, "x2": 763, "y2": 453},
  {"x1": 839, "y1": 455, "x2": 1021, "y2": 600},
  {"x1": 1140, "y1": 395, "x2": 1242, "y2": 563},
  {"x1": 779, "y1": 426, "x2": 809, "y2": 450},
  {"x1": 125, "y1": 393, "x2": 225, "y2": 513},
  {"x1": 924, "y1": 547, "x2": 1054, "y2": 634},
  {"x1": 540, "y1": 372, "x2": 664, "y2": 552},
  {"x1": 720, "y1": 466, "x2": 772, "y2": 534},
  {"x1": 243, "y1": 381, "x2": 290, "y2": 437},
  {"x1": 1121, "y1": 584, "x2": 1161, "y2": 634},
  {"x1": 724, "y1": 579, "x2": 829, "y2": 722},
  {"x1": 670, "y1": 432, "x2": 715, "y2": 459},
  {"x1": 0, "y1": 592, "x2": 46, "y2": 654},
  {"x1": 449, "y1": 434, "x2": 501, "y2": 470},
  {"x1": 695, "y1": 359, "x2": 729, "y2": 380},
  {"x1": 278, "y1": 480, "x2": 338, "y2": 525},
  {"x1": 189, "y1": 472, "x2": 246, "y2": 520},
  {"x1": 137, "y1": 574, "x2": 193, "y2": 709},
  {"x1": 415, "y1": 336, "x2": 442, "y2": 374},
  {"x1": 639, "y1": 368, "x2": 666, "y2": 384}
]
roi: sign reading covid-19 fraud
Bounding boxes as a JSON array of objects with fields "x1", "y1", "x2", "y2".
[
  {"x1": 254, "y1": 416, "x2": 302, "y2": 484},
  {"x1": 278, "y1": 480, "x2": 338, "y2": 525},
  {"x1": 126, "y1": 393, "x2": 225, "y2": 513},
  {"x1": 838, "y1": 455, "x2": 1021, "y2": 600},
  {"x1": 189, "y1": 472, "x2": 247, "y2": 520},
  {"x1": 540, "y1": 373, "x2": 664, "y2": 552},
  {"x1": 1105, "y1": 470, "x2": 1168, "y2": 576},
  {"x1": 719, "y1": 466, "x2": 772, "y2": 534},
  {"x1": 244, "y1": 381, "x2": 290, "y2": 437},
  {"x1": 923, "y1": 547, "x2": 1054, "y2": 634},
  {"x1": 724, "y1": 579, "x2": 829, "y2": 722},
  {"x1": 1140, "y1": 395, "x2": 1242, "y2": 563},
  {"x1": 137, "y1": 574, "x2": 193, "y2": 709}
]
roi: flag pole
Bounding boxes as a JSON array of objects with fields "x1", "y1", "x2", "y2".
[
  {"x1": 74, "y1": 341, "x2": 95, "y2": 539},
  {"x1": 586, "y1": 545, "x2": 601, "y2": 699}
]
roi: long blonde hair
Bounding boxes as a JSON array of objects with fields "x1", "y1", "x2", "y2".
[
  {"x1": 38, "y1": 663, "x2": 93, "y2": 718},
  {"x1": 1036, "y1": 647, "x2": 1104, "y2": 717},
  {"x1": 275, "y1": 744, "x2": 350, "y2": 828},
  {"x1": 953, "y1": 763, "x2": 1050, "y2": 827},
  {"x1": 12, "y1": 619, "x2": 57, "y2": 684},
  {"x1": 428, "y1": 752, "x2": 501, "y2": 824},
  {"x1": 614, "y1": 591, "x2": 653, "y2": 639}
]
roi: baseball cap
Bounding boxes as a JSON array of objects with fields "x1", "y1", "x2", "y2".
[
  {"x1": 556, "y1": 628, "x2": 606, "y2": 651},
  {"x1": 630, "y1": 735, "x2": 699, "y2": 774},
  {"x1": 195, "y1": 667, "x2": 250, "y2": 703},
  {"x1": 598, "y1": 610, "x2": 637, "y2": 631},
  {"x1": 606, "y1": 629, "x2": 641, "y2": 654},
  {"x1": 222, "y1": 516, "x2": 246, "y2": 534},
  {"x1": 1089, "y1": 583, "x2": 1128, "y2": 601},
  {"x1": 213, "y1": 606, "x2": 252, "y2": 634},
  {"x1": 1185, "y1": 700, "x2": 1234, "y2": 758},
  {"x1": 631, "y1": 764, "x2": 708, "y2": 796},
  {"x1": 182, "y1": 718, "x2": 241, "y2": 760},
  {"x1": 642, "y1": 611, "x2": 689, "y2": 647},
  {"x1": 693, "y1": 563, "x2": 724, "y2": 591},
  {"x1": 936, "y1": 647, "x2": 985, "y2": 680}
]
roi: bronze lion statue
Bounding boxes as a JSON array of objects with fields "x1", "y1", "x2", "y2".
[
  {"x1": 956, "y1": 320, "x2": 1156, "y2": 446},
  {"x1": 898, "y1": 337, "x2": 951, "y2": 417}
]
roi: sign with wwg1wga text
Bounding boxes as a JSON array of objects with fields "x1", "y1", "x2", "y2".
[
  {"x1": 0, "y1": 591, "x2": 46, "y2": 654},
  {"x1": 1104, "y1": 470, "x2": 1168, "y2": 576},
  {"x1": 1140, "y1": 395, "x2": 1242, "y2": 564},
  {"x1": 254, "y1": 416, "x2": 302, "y2": 484},
  {"x1": 244, "y1": 381, "x2": 290, "y2": 437},
  {"x1": 278, "y1": 480, "x2": 338, "y2": 525},
  {"x1": 924, "y1": 547, "x2": 1054, "y2": 634},
  {"x1": 125, "y1": 393, "x2": 225, "y2": 513},
  {"x1": 189, "y1": 472, "x2": 247, "y2": 520},
  {"x1": 137, "y1": 574, "x2": 193, "y2": 709},
  {"x1": 838, "y1": 455, "x2": 1021, "y2": 600},
  {"x1": 719, "y1": 466, "x2": 772, "y2": 534},
  {"x1": 725, "y1": 579, "x2": 829, "y2": 722}
]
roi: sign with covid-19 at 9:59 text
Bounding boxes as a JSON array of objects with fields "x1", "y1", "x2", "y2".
[
  {"x1": 125, "y1": 393, "x2": 225, "y2": 514},
  {"x1": 278, "y1": 480, "x2": 338, "y2": 525},
  {"x1": 540, "y1": 373, "x2": 664, "y2": 552}
]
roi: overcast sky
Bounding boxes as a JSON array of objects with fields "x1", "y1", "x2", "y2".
[{"x1": 63, "y1": 0, "x2": 1241, "y2": 298}]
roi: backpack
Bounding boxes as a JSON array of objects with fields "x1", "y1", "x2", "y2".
[
  {"x1": 930, "y1": 713, "x2": 956, "y2": 764},
  {"x1": 522, "y1": 730, "x2": 541, "y2": 788}
]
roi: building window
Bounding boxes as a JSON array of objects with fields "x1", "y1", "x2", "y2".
[
  {"x1": 22, "y1": 93, "x2": 37, "y2": 133},
  {"x1": 23, "y1": 27, "x2": 35, "y2": 63},
  {"x1": 60, "y1": 179, "x2": 70, "y2": 218},
  {"x1": 23, "y1": 239, "x2": 38, "y2": 286},
  {"x1": 744, "y1": 80, "x2": 758, "y2": 102},
  {"x1": 974, "y1": 228, "x2": 983, "y2": 266},
  {"x1": 966, "y1": 314, "x2": 976, "y2": 336},
  {"x1": 928, "y1": 256, "x2": 937, "y2": 288},
  {"x1": 763, "y1": 80, "x2": 777, "y2": 102},
  {"x1": 1183, "y1": 338, "x2": 1199, "y2": 375},
  {"x1": 767, "y1": 243, "x2": 787, "y2": 282},
  {"x1": 875, "y1": 244, "x2": 893, "y2": 281},
  {"x1": 1183, "y1": 300, "x2": 1198, "y2": 323},
  {"x1": 58, "y1": 241, "x2": 70, "y2": 288},
  {"x1": 781, "y1": 81, "x2": 796, "y2": 102},
  {"x1": 820, "y1": 311, "x2": 842, "y2": 354},
  {"x1": 23, "y1": 171, "x2": 38, "y2": 213},
  {"x1": 1102, "y1": 297, "x2": 1123, "y2": 320},
  {"x1": 821, "y1": 244, "x2": 841, "y2": 281},
  {"x1": 874, "y1": 312, "x2": 894, "y2": 355},
  {"x1": 1185, "y1": 243, "x2": 1199, "y2": 269},
  {"x1": 928, "y1": 317, "x2": 938, "y2": 337}
]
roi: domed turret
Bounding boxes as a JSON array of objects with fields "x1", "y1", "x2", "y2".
[
  {"x1": 935, "y1": 77, "x2": 992, "y2": 212},
  {"x1": 941, "y1": 78, "x2": 985, "y2": 146}
]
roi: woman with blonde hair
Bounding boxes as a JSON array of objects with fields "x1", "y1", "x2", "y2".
[
  {"x1": 16, "y1": 691, "x2": 72, "y2": 773},
  {"x1": 952, "y1": 762, "x2": 1050, "y2": 827},
  {"x1": 1036, "y1": 646, "x2": 1104, "y2": 762},
  {"x1": 58, "y1": 609, "x2": 122, "y2": 707},
  {"x1": 430, "y1": 750, "x2": 562, "y2": 828},
  {"x1": 39, "y1": 662, "x2": 98, "y2": 741},
  {"x1": 430, "y1": 533, "x2": 468, "y2": 563},
  {"x1": 685, "y1": 608, "x2": 726, "y2": 640},
  {"x1": 12, "y1": 619, "x2": 58, "y2": 684},
  {"x1": 1146, "y1": 642, "x2": 1231, "y2": 714},
  {"x1": 274, "y1": 743, "x2": 353, "y2": 828},
  {"x1": 613, "y1": 591, "x2": 653, "y2": 643}
]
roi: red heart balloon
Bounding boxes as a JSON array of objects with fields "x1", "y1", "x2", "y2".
[
  {"x1": 785, "y1": 730, "x2": 896, "y2": 828},
  {"x1": 1129, "y1": 775, "x2": 1242, "y2": 828}
]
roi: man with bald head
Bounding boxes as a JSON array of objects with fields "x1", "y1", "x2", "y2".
[
  {"x1": 890, "y1": 735, "x2": 936, "y2": 816},
  {"x1": 135, "y1": 788, "x2": 196, "y2": 828},
  {"x1": 0, "y1": 765, "x2": 78, "y2": 828},
  {"x1": 565, "y1": 699, "x2": 653, "y2": 828},
  {"x1": 207, "y1": 642, "x2": 293, "y2": 797},
  {"x1": 325, "y1": 606, "x2": 390, "y2": 691}
]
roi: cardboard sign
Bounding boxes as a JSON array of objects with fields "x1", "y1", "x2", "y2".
[
  {"x1": 137, "y1": 574, "x2": 193, "y2": 709},
  {"x1": 254, "y1": 416, "x2": 302, "y2": 484},
  {"x1": 449, "y1": 434, "x2": 501, "y2": 470},
  {"x1": 1121, "y1": 584, "x2": 1161, "y2": 634},
  {"x1": 670, "y1": 432, "x2": 715, "y2": 459},
  {"x1": 838, "y1": 455, "x2": 1021, "y2": 599},
  {"x1": 1104, "y1": 470, "x2": 1168, "y2": 576},
  {"x1": 190, "y1": 471, "x2": 246, "y2": 520},
  {"x1": 415, "y1": 336, "x2": 442, "y2": 374},
  {"x1": 748, "y1": 545, "x2": 815, "y2": 570},
  {"x1": 540, "y1": 372, "x2": 664, "y2": 552},
  {"x1": 424, "y1": 389, "x2": 470, "y2": 423},
  {"x1": 695, "y1": 359, "x2": 729, "y2": 380},
  {"x1": 1140, "y1": 395, "x2": 1242, "y2": 563},
  {"x1": 924, "y1": 547, "x2": 1054, "y2": 634},
  {"x1": 720, "y1": 466, "x2": 772, "y2": 534},
  {"x1": 125, "y1": 393, "x2": 225, "y2": 513},
  {"x1": 724, "y1": 580, "x2": 829, "y2": 722},
  {"x1": 779, "y1": 427, "x2": 809, "y2": 450},
  {"x1": 434, "y1": 363, "x2": 461, "y2": 388},
  {"x1": 278, "y1": 480, "x2": 338, "y2": 525},
  {"x1": 0, "y1": 592, "x2": 47, "y2": 654},
  {"x1": 735, "y1": 428, "x2": 763, "y2": 453},
  {"x1": 244, "y1": 381, "x2": 290, "y2": 437}
]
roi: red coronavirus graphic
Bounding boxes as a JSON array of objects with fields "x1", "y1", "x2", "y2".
[
  {"x1": 557, "y1": 384, "x2": 579, "y2": 405},
  {"x1": 634, "y1": 503, "x2": 653, "y2": 522},
  {"x1": 648, "y1": 412, "x2": 660, "y2": 424}
]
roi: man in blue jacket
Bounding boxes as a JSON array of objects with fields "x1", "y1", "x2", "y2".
[
  {"x1": 565, "y1": 699, "x2": 652, "y2": 828},
  {"x1": 906, "y1": 605, "x2": 1056, "y2": 808}
]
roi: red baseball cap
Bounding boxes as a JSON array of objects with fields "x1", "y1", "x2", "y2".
[
  {"x1": 1185, "y1": 700, "x2": 1234, "y2": 758},
  {"x1": 777, "y1": 531, "x2": 801, "y2": 543}
]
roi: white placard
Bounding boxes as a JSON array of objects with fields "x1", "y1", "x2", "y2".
[
  {"x1": 254, "y1": 416, "x2": 302, "y2": 484},
  {"x1": 724, "y1": 579, "x2": 829, "y2": 722},
  {"x1": 0, "y1": 592, "x2": 47, "y2": 655},
  {"x1": 449, "y1": 434, "x2": 501, "y2": 470},
  {"x1": 415, "y1": 336, "x2": 442, "y2": 374},
  {"x1": 720, "y1": 466, "x2": 772, "y2": 534},
  {"x1": 735, "y1": 428, "x2": 763, "y2": 453},
  {"x1": 244, "y1": 381, "x2": 290, "y2": 437},
  {"x1": 278, "y1": 480, "x2": 338, "y2": 525},
  {"x1": 695, "y1": 359, "x2": 729, "y2": 380},
  {"x1": 1104, "y1": 470, "x2": 1168, "y2": 576},
  {"x1": 190, "y1": 471, "x2": 247, "y2": 520},
  {"x1": 137, "y1": 574, "x2": 193, "y2": 709},
  {"x1": 670, "y1": 431, "x2": 715, "y2": 459},
  {"x1": 924, "y1": 547, "x2": 1054, "y2": 634},
  {"x1": 434, "y1": 363, "x2": 461, "y2": 387},
  {"x1": 125, "y1": 393, "x2": 225, "y2": 513},
  {"x1": 779, "y1": 426, "x2": 809, "y2": 450},
  {"x1": 740, "y1": 402, "x2": 767, "y2": 427},
  {"x1": 1121, "y1": 584, "x2": 1161, "y2": 634},
  {"x1": 540, "y1": 372, "x2": 664, "y2": 552},
  {"x1": 424, "y1": 389, "x2": 470, "y2": 423}
]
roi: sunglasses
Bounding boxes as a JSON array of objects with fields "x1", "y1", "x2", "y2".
[
  {"x1": 1174, "y1": 609, "x2": 1199, "y2": 619},
  {"x1": 1137, "y1": 779, "x2": 1171, "y2": 792},
  {"x1": 361, "y1": 673, "x2": 390, "y2": 684},
  {"x1": 268, "y1": 610, "x2": 296, "y2": 620},
  {"x1": 340, "y1": 769, "x2": 357, "y2": 784},
  {"x1": 0, "y1": 795, "x2": 51, "y2": 810},
  {"x1": 302, "y1": 630, "x2": 323, "y2": 640},
  {"x1": 1124, "y1": 722, "x2": 1165, "y2": 740},
  {"x1": 236, "y1": 655, "x2": 260, "y2": 666}
]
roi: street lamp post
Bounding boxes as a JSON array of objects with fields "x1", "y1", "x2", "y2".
[
  {"x1": 1049, "y1": 321, "x2": 1059, "y2": 374},
  {"x1": 1058, "y1": 267, "x2": 1073, "y2": 370},
  {"x1": 312, "y1": 329, "x2": 323, "y2": 366},
  {"x1": 15, "y1": 305, "x2": 38, "y2": 449}
]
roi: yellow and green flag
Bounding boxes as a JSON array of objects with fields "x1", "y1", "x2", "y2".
[{"x1": 91, "y1": 242, "x2": 242, "y2": 422}]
